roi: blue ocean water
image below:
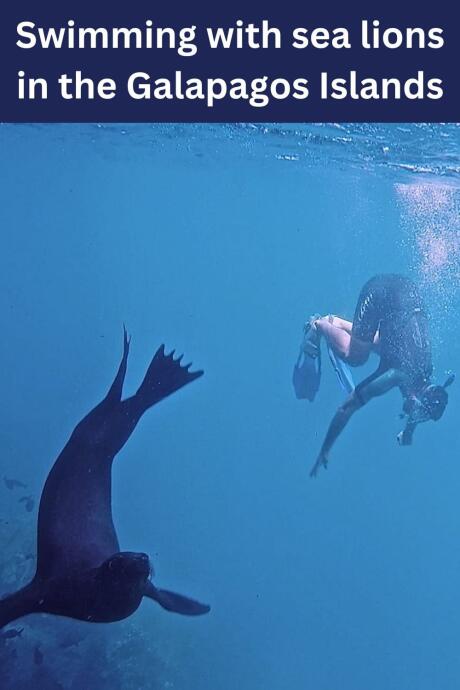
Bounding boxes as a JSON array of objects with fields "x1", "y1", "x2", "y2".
[{"x1": 0, "y1": 123, "x2": 459, "y2": 689}]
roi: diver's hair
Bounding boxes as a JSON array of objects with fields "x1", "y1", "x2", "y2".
[{"x1": 422, "y1": 384, "x2": 448, "y2": 421}]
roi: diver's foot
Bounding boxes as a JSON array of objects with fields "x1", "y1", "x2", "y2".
[
  {"x1": 302, "y1": 314, "x2": 321, "y2": 358},
  {"x1": 303, "y1": 313, "x2": 322, "y2": 332}
]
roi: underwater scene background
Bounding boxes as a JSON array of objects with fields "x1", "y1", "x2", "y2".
[{"x1": 0, "y1": 123, "x2": 459, "y2": 689}]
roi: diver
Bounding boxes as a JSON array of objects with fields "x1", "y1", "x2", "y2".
[{"x1": 299, "y1": 274, "x2": 454, "y2": 477}]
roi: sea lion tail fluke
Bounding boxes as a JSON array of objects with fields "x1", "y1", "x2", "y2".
[
  {"x1": 105, "y1": 326, "x2": 131, "y2": 404},
  {"x1": 144, "y1": 581, "x2": 210, "y2": 616},
  {"x1": 134, "y1": 344, "x2": 203, "y2": 410},
  {"x1": 0, "y1": 584, "x2": 39, "y2": 629}
]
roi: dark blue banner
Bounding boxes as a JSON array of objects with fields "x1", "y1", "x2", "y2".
[{"x1": 0, "y1": 1, "x2": 458, "y2": 121}]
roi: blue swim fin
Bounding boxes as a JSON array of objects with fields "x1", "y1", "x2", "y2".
[
  {"x1": 292, "y1": 324, "x2": 322, "y2": 402},
  {"x1": 327, "y1": 345, "x2": 355, "y2": 395}
]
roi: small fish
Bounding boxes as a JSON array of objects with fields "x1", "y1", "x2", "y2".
[
  {"x1": 3, "y1": 477, "x2": 27, "y2": 490},
  {"x1": 19, "y1": 496, "x2": 35, "y2": 512},
  {"x1": 33, "y1": 644, "x2": 44, "y2": 666},
  {"x1": 1, "y1": 627, "x2": 24, "y2": 639}
]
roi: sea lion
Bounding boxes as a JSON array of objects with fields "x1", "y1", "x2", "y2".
[{"x1": 0, "y1": 330, "x2": 210, "y2": 628}]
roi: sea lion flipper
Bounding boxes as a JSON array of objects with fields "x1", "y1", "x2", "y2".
[
  {"x1": 105, "y1": 326, "x2": 131, "y2": 404},
  {"x1": 144, "y1": 581, "x2": 210, "y2": 616},
  {"x1": 0, "y1": 585, "x2": 38, "y2": 629},
  {"x1": 135, "y1": 344, "x2": 204, "y2": 409}
]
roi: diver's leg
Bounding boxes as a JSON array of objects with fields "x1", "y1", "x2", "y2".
[
  {"x1": 316, "y1": 279, "x2": 382, "y2": 366},
  {"x1": 315, "y1": 318, "x2": 353, "y2": 359},
  {"x1": 326, "y1": 316, "x2": 354, "y2": 334},
  {"x1": 348, "y1": 278, "x2": 383, "y2": 363},
  {"x1": 317, "y1": 315, "x2": 380, "y2": 358}
]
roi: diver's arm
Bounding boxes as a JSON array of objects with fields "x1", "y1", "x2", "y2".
[
  {"x1": 309, "y1": 394, "x2": 361, "y2": 477},
  {"x1": 310, "y1": 368, "x2": 404, "y2": 477},
  {"x1": 397, "y1": 420, "x2": 417, "y2": 446}
]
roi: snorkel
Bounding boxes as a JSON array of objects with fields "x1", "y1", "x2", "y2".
[{"x1": 397, "y1": 372, "x2": 455, "y2": 446}]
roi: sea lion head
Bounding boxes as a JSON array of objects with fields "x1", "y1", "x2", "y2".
[
  {"x1": 93, "y1": 551, "x2": 151, "y2": 620},
  {"x1": 99, "y1": 551, "x2": 150, "y2": 586}
]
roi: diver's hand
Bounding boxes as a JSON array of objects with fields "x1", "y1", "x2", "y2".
[
  {"x1": 310, "y1": 452, "x2": 328, "y2": 478},
  {"x1": 397, "y1": 429, "x2": 412, "y2": 446}
]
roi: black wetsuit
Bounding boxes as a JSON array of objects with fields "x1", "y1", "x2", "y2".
[{"x1": 353, "y1": 274, "x2": 433, "y2": 402}]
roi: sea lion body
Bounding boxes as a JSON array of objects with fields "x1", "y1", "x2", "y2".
[
  {"x1": 0, "y1": 332, "x2": 209, "y2": 628},
  {"x1": 35, "y1": 551, "x2": 150, "y2": 623}
]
